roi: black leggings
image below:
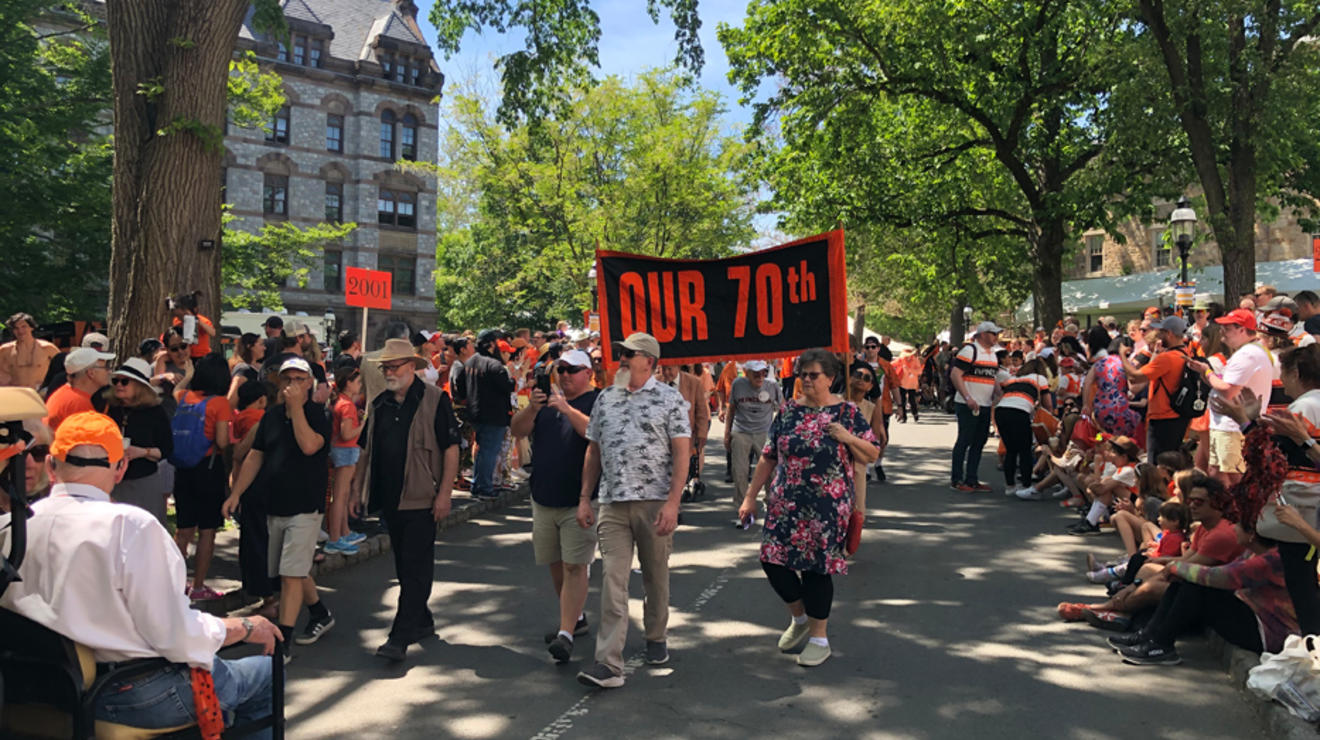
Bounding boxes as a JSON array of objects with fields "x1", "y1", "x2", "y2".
[
  {"x1": 900, "y1": 389, "x2": 920, "y2": 420},
  {"x1": 1280, "y1": 540, "x2": 1320, "y2": 635},
  {"x1": 994, "y1": 407, "x2": 1034, "y2": 488},
  {"x1": 762, "y1": 562, "x2": 833, "y2": 619},
  {"x1": 1146, "y1": 580, "x2": 1263, "y2": 652}
]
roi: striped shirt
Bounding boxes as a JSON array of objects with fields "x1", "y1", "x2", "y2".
[
  {"x1": 952, "y1": 342, "x2": 999, "y2": 407},
  {"x1": 997, "y1": 372, "x2": 1048, "y2": 415}
]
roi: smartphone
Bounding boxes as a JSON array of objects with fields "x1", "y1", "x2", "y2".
[
  {"x1": 1277, "y1": 492, "x2": 1290, "y2": 507},
  {"x1": 535, "y1": 372, "x2": 551, "y2": 397}
]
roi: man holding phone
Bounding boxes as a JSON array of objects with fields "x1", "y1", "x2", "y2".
[{"x1": 511, "y1": 349, "x2": 600, "y2": 664}]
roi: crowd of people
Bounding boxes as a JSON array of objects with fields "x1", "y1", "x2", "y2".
[
  {"x1": 0, "y1": 300, "x2": 899, "y2": 734},
  {"x1": 939, "y1": 288, "x2": 1320, "y2": 666}
]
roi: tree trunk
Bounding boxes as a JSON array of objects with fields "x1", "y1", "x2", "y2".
[
  {"x1": 105, "y1": 0, "x2": 250, "y2": 360},
  {"x1": 852, "y1": 303, "x2": 866, "y2": 349},
  {"x1": 949, "y1": 300, "x2": 966, "y2": 346},
  {"x1": 1031, "y1": 220, "x2": 1065, "y2": 331}
]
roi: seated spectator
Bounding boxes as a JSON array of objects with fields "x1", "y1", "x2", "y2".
[
  {"x1": 1067, "y1": 436, "x2": 1142, "y2": 536},
  {"x1": 0, "y1": 411, "x2": 282, "y2": 734},
  {"x1": 1086, "y1": 499, "x2": 1189, "y2": 583},
  {"x1": 1110, "y1": 525, "x2": 1294, "y2": 666},
  {"x1": 1058, "y1": 471, "x2": 1245, "y2": 631}
]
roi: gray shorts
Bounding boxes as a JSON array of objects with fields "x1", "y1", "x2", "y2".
[
  {"x1": 268, "y1": 512, "x2": 322, "y2": 578},
  {"x1": 532, "y1": 501, "x2": 598, "y2": 565}
]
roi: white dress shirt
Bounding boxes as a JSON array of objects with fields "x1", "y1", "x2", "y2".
[{"x1": 0, "y1": 482, "x2": 225, "y2": 668}]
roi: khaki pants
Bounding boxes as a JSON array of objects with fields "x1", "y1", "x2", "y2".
[
  {"x1": 595, "y1": 499, "x2": 673, "y2": 674},
  {"x1": 729, "y1": 430, "x2": 766, "y2": 502}
]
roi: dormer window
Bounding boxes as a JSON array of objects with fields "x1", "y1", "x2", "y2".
[{"x1": 278, "y1": 34, "x2": 328, "y2": 68}]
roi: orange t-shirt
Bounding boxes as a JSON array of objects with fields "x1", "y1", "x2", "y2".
[
  {"x1": 182, "y1": 390, "x2": 231, "y2": 455},
  {"x1": 231, "y1": 407, "x2": 264, "y2": 445},
  {"x1": 172, "y1": 314, "x2": 214, "y2": 358},
  {"x1": 1137, "y1": 347, "x2": 1187, "y2": 420},
  {"x1": 875, "y1": 359, "x2": 897, "y2": 414},
  {"x1": 44, "y1": 385, "x2": 95, "y2": 431},
  {"x1": 897, "y1": 354, "x2": 922, "y2": 390},
  {"x1": 716, "y1": 361, "x2": 738, "y2": 397},
  {"x1": 332, "y1": 396, "x2": 361, "y2": 448}
]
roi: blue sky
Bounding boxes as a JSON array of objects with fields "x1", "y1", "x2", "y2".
[{"x1": 414, "y1": 0, "x2": 758, "y2": 124}]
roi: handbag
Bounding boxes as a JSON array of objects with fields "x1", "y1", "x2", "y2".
[
  {"x1": 845, "y1": 510, "x2": 864, "y2": 556},
  {"x1": 1257, "y1": 487, "x2": 1320, "y2": 544},
  {"x1": 1247, "y1": 634, "x2": 1320, "y2": 721}
]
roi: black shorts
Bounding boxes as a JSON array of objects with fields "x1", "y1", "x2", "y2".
[{"x1": 174, "y1": 454, "x2": 227, "y2": 530}]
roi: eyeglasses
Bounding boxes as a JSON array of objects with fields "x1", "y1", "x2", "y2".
[
  {"x1": 557, "y1": 366, "x2": 589, "y2": 374},
  {"x1": 111, "y1": 377, "x2": 133, "y2": 386},
  {"x1": 851, "y1": 370, "x2": 874, "y2": 382},
  {"x1": 797, "y1": 370, "x2": 825, "y2": 380},
  {"x1": 619, "y1": 349, "x2": 637, "y2": 359},
  {"x1": 864, "y1": 344, "x2": 879, "y2": 350},
  {"x1": 380, "y1": 361, "x2": 413, "y2": 373},
  {"x1": 27, "y1": 445, "x2": 48, "y2": 462}
]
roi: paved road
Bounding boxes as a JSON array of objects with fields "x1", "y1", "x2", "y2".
[{"x1": 277, "y1": 414, "x2": 1263, "y2": 739}]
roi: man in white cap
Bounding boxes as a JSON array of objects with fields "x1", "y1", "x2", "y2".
[
  {"x1": 511, "y1": 348, "x2": 601, "y2": 663},
  {"x1": 45, "y1": 346, "x2": 115, "y2": 431},
  {"x1": 81, "y1": 331, "x2": 111, "y2": 352},
  {"x1": 949, "y1": 321, "x2": 1002, "y2": 491},
  {"x1": 223, "y1": 356, "x2": 334, "y2": 662},
  {"x1": 723, "y1": 359, "x2": 782, "y2": 509},
  {"x1": 575, "y1": 332, "x2": 691, "y2": 688}
]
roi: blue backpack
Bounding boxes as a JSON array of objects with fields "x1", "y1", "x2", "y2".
[{"x1": 170, "y1": 395, "x2": 214, "y2": 468}]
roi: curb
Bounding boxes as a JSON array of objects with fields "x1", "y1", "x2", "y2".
[
  {"x1": 195, "y1": 485, "x2": 530, "y2": 617},
  {"x1": 1208, "y1": 630, "x2": 1317, "y2": 739}
]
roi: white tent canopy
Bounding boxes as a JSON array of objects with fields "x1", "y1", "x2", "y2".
[{"x1": 1014, "y1": 258, "x2": 1318, "y2": 324}]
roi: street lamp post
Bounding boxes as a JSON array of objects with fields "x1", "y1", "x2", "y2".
[
  {"x1": 1169, "y1": 195, "x2": 1197, "y2": 286},
  {"x1": 587, "y1": 265, "x2": 598, "y2": 312}
]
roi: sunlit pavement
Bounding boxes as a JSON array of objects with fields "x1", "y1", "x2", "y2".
[{"x1": 280, "y1": 412, "x2": 1263, "y2": 739}]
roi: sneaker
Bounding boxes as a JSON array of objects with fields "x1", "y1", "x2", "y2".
[
  {"x1": 969, "y1": 483, "x2": 992, "y2": 492},
  {"x1": 547, "y1": 634, "x2": 574, "y2": 663},
  {"x1": 324, "y1": 538, "x2": 359, "y2": 555},
  {"x1": 1014, "y1": 487, "x2": 1044, "y2": 501},
  {"x1": 1049, "y1": 485, "x2": 1071, "y2": 499},
  {"x1": 1119, "y1": 641, "x2": 1181, "y2": 666},
  {"x1": 376, "y1": 639, "x2": 407, "y2": 662},
  {"x1": 875, "y1": 466, "x2": 886, "y2": 482},
  {"x1": 1066, "y1": 520, "x2": 1101, "y2": 536},
  {"x1": 953, "y1": 483, "x2": 975, "y2": 492},
  {"x1": 796, "y1": 641, "x2": 831, "y2": 667},
  {"x1": 1086, "y1": 568, "x2": 1114, "y2": 584},
  {"x1": 1106, "y1": 631, "x2": 1147, "y2": 651},
  {"x1": 1082, "y1": 609, "x2": 1132, "y2": 632},
  {"x1": 296, "y1": 612, "x2": 335, "y2": 645},
  {"x1": 473, "y1": 490, "x2": 501, "y2": 500},
  {"x1": 778, "y1": 620, "x2": 810, "y2": 653},
  {"x1": 343, "y1": 531, "x2": 367, "y2": 544},
  {"x1": 544, "y1": 616, "x2": 589, "y2": 643},
  {"x1": 1060, "y1": 496, "x2": 1085, "y2": 508},
  {"x1": 188, "y1": 585, "x2": 223, "y2": 601},
  {"x1": 645, "y1": 640, "x2": 669, "y2": 665},
  {"x1": 577, "y1": 662, "x2": 624, "y2": 689},
  {"x1": 1056, "y1": 602, "x2": 1089, "y2": 621}
]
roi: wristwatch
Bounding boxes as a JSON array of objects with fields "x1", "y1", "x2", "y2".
[
  {"x1": 1304, "y1": 438, "x2": 1317, "y2": 449},
  {"x1": 240, "y1": 617, "x2": 254, "y2": 641}
]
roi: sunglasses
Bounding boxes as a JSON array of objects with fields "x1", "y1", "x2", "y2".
[
  {"x1": 619, "y1": 349, "x2": 637, "y2": 359},
  {"x1": 864, "y1": 344, "x2": 879, "y2": 349},
  {"x1": 27, "y1": 444, "x2": 49, "y2": 462},
  {"x1": 557, "y1": 366, "x2": 589, "y2": 374},
  {"x1": 111, "y1": 377, "x2": 133, "y2": 386},
  {"x1": 851, "y1": 370, "x2": 874, "y2": 382},
  {"x1": 797, "y1": 370, "x2": 825, "y2": 380}
]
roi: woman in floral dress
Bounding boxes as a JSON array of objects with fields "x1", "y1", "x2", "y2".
[
  {"x1": 739, "y1": 349, "x2": 879, "y2": 667},
  {"x1": 1082, "y1": 326, "x2": 1141, "y2": 437}
]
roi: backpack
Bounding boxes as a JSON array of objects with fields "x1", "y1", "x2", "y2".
[
  {"x1": 170, "y1": 395, "x2": 214, "y2": 468},
  {"x1": 1162, "y1": 347, "x2": 1209, "y2": 419}
]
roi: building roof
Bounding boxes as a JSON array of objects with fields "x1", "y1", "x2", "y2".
[
  {"x1": 1014, "y1": 258, "x2": 1320, "y2": 321},
  {"x1": 241, "y1": 0, "x2": 431, "y2": 62}
]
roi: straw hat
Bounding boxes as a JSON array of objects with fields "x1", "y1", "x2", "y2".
[{"x1": 371, "y1": 338, "x2": 427, "y2": 368}]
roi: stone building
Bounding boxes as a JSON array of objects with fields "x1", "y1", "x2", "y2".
[
  {"x1": 225, "y1": 0, "x2": 443, "y2": 342},
  {"x1": 1068, "y1": 199, "x2": 1316, "y2": 280}
]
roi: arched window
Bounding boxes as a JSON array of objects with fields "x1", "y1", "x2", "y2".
[
  {"x1": 400, "y1": 114, "x2": 417, "y2": 161},
  {"x1": 380, "y1": 110, "x2": 395, "y2": 159}
]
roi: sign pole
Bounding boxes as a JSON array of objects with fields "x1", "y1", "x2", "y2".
[{"x1": 360, "y1": 307, "x2": 370, "y2": 352}]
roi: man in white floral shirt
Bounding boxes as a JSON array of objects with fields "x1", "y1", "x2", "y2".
[{"x1": 575, "y1": 332, "x2": 691, "y2": 688}]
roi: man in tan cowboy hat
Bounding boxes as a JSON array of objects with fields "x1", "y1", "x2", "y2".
[{"x1": 350, "y1": 338, "x2": 460, "y2": 662}]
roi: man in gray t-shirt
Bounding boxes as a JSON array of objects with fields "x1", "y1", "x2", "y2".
[{"x1": 722, "y1": 360, "x2": 782, "y2": 506}]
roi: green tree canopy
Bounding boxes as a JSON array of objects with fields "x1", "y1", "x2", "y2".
[{"x1": 419, "y1": 69, "x2": 757, "y2": 328}]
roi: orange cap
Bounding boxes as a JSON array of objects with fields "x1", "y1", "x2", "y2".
[{"x1": 51, "y1": 411, "x2": 123, "y2": 464}]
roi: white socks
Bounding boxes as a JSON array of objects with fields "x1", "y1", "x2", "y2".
[
  {"x1": 808, "y1": 636, "x2": 829, "y2": 648},
  {"x1": 558, "y1": 630, "x2": 573, "y2": 642},
  {"x1": 1086, "y1": 500, "x2": 1108, "y2": 526},
  {"x1": 792, "y1": 614, "x2": 807, "y2": 626}
]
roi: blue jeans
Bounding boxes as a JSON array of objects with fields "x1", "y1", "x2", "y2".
[
  {"x1": 472, "y1": 423, "x2": 507, "y2": 496},
  {"x1": 951, "y1": 402, "x2": 992, "y2": 485},
  {"x1": 95, "y1": 655, "x2": 273, "y2": 738}
]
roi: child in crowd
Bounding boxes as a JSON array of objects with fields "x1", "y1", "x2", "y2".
[
  {"x1": 1067, "y1": 436, "x2": 1142, "y2": 535},
  {"x1": 1088, "y1": 499, "x2": 1191, "y2": 582},
  {"x1": 326, "y1": 366, "x2": 364, "y2": 555}
]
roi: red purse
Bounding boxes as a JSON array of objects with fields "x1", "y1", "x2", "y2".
[{"x1": 845, "y1": 510, "x2": 864, "y2": 555}]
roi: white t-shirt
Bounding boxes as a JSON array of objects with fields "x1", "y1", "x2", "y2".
[
  {"x1": 953, "y1": 342, "x2": 998, "y2": 407},
  {"x1": 1283, "y1": 389, "x2": 1320, "y2": 498},
  {"x1": 1209, "y1": 341, "x2": 1274, "y2": 433},
  {"x1": 997, "y1": 372, "x2": 1048, "y2": 415}
]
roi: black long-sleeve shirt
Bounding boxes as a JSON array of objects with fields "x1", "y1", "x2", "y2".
[{"x1": 107, "y1": 404, "x2": 174, "y2": 480}]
